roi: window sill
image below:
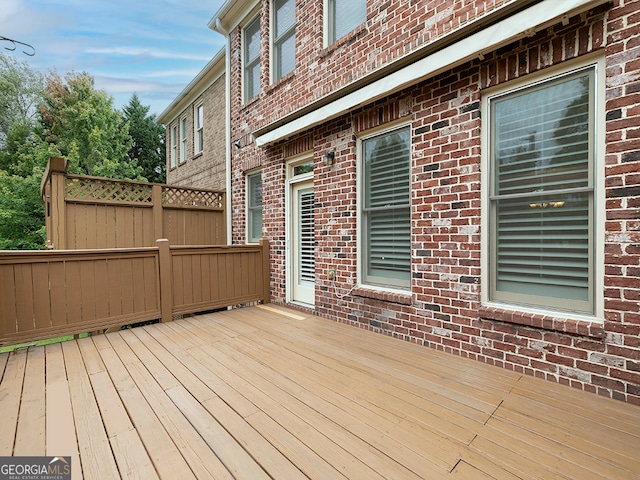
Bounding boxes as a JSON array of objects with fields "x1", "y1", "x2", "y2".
[
  {"x1": 353, "y1": 286, "x2": 412, "y2": 305},
  {"x1": 241, "y1": 93, "x2": 261, "y2": 109},
  {"x1": 193, "y1": 152, "x2": 203, "y2": 160},
  {"x1": 478, "y1": 304, "x2": 604, "y2": 339},
  {"x1": 321, "y1": 24, "x2": 367, "y2": 58},
  {"x1": 266, "y1": 71, "x2": 295, "y2": 94}
]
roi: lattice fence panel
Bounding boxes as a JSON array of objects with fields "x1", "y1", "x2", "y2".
[
  {"x1": 66, "y1": 177, "x2": 153, "y2": 204},
  {"x1": 163, "y1": 187, "x2": 224, "y2": 209}
]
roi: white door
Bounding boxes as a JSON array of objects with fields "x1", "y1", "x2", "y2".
[{"x1": 291, "y1": 181, "x2": 315, "y2": 305}]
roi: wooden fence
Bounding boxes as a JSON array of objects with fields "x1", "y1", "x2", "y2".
[
  {"x1": 41, "y1": 157, "x2": 226, "y2": 249},
  {"x1": 0, "y1": 239, "x2": 270, "y2": 346}
]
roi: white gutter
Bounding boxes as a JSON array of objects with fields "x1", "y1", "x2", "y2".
[
  {"x1": 255, "y1": 0, "x2": 608, "y2": 147},
  {"x1": 211, "y1": 18, "x2": 233, "y2": 246}
]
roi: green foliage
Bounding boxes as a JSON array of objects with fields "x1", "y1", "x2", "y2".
[
  {"x1": 0, "y1": 166, "x2": 46, "y2": 250},
  {"x1": 123, "y1": 93, "x2": 166, "y2": 183},
  {"x1": 38, "y1": 71, "x2": 145, "y2": 180},
  {"x1": 1, "y1": 64, "x2": 159, "y2": 249},
  {"x1": 0, "y1": 54, "x2": 47, "y2": 249},
  {"x1": 0, "y1": 53, "x2": 45, "y2": 148}
]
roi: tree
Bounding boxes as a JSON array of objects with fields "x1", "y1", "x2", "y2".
[
  {"x1": 0, "y1": 54, "x2": 47, "y2": 249},
  {"x1": 1, "y1": 68, "x2": 151, "y2": 249},
  {"x1": 38, "y1": 71, "x2": 145, "y2": 180},
  {"x1": 0, "y1": 127, "x2": 52, "y2": 249},
  {"x1": 0, "y1": 53, "x2": 45, "y2": 148},
  {"x1": 0, "y1": 166, "x2": 46, "y2": 250},
  {"x1": 122, "y1": 93, "x2": 166, "y2": 183}
]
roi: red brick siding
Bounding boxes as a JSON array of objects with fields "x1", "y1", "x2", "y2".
[{"x1": 228, "y1": 1, "x2": 640, "y2": 403}]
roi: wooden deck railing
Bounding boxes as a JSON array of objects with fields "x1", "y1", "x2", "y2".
[{"x1": 0, "y1": 239, "x2": 270, "y2": 346}]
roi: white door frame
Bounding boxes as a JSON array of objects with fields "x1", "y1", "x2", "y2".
[{"x1": 285, "y1": 155, "x2": 314, "y2": 306}]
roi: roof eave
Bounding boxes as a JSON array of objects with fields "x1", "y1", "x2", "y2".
[{"x1": 157, "y1": 48, "x2": 225, "y2": 125}]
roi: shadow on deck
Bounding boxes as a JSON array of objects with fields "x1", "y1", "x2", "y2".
[{"x1": 1, "y1": 305, "x2": 639, "y2": 479}]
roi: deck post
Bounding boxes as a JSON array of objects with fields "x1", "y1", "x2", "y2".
[
  {"x1": 45, "y1": 157, "x2": 69, "y2": 250},
  {"x1": 152, "y1": 185, "x2": 164, "y2": 242},
  {"x1": 157, "y1": 239, "x2": 173, "y2": 323},
  {"x1": 260, "y1": 238, "x2": 271, "y2": 304}
]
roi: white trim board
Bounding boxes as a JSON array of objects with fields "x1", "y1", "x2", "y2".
[{"x1": 255, "y1": 0, "x2": 607, "y2": 147}]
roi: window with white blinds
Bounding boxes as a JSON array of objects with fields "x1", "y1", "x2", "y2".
[
  {"x1": 244, "y1": 16, "x2": 261, "y2": 101},
  {"x1": 328, "y1": 0, "x2": 366, "y2": 44},
  {"x1": 362, "y1": 126, "x2": 411, "y2": 289},
  {"x1": 247, "y1": 171, "x2": 263, "y2": 243},
  {"x1": 273, "y1": 0, "x2": 296, "y2": 81},
  {"x1": 489, "y1": 67, "x2": 595, "y2": 313}
]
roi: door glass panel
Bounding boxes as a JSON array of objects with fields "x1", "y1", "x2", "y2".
[{"x1": 298, "y1": 189, "x2": 315, "y2": 285}]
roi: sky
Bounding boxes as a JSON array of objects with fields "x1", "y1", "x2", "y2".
[{"x1": 0, "y1": 0, "x2": 227, "y2": 119}]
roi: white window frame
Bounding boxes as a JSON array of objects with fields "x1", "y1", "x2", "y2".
[
  {"x1": 480, "y1": 53, "x2": 605, "y2": 321},
  {"x1": 243, "y1": 15, "x2": 261, "y2": 102},
  {"x1": 246, "y1": 170, "x2": 263, "y2": 243},
  {"x1": 179, "y1": 116, "x2": 187, "y2": 164},
  {"x1": 194, "y1": 103, "x2": 204, "y2": 155},
  {"x1": 271, "y1": 0, "x2": 296, "y2": 82},
  {"x1": 170, "y1": 125, "x2": 177, "y2": 169},
  {"x1": 324, "y1": 0, "x2": 366, "y2": 47},
  {"x1": 357, "y1": 121, "x2": 412, "y2": 291}
]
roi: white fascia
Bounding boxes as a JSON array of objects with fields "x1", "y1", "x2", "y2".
[{"x1": 255, "y1": 0, "x2": 608, "y2": 147}]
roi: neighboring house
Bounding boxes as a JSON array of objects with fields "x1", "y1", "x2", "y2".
[
  {"x1": 158, "y1": 49, "x2": 226, "y2": 191},
  {"x1": 211, "y1": 0, "x2": 640, "y2": 403}
]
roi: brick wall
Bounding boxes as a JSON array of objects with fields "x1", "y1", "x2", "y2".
[
  {"x1": 166, "y1": 73, "x2": 226, "y2": 191},
  {"x1": 227, "y1": 1, "x2": 640, "y2": 403}
]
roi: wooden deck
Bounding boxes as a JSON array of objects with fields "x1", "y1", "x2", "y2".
[{"x1": 1, "y1": 305, "x2": 639, "y2": 479}]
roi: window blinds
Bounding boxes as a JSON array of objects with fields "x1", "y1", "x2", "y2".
[
  {"x1": 491, "y1": 71, "x2": 593, "y2": 310},
  {"x1": 363, "y1": 127, "x2": 411, "y2": 286}
]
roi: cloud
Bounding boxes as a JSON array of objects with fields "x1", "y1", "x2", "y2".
[
  {"x1": 85, "y1": 46, "x2": 211, "y2": 62},
  {"x1": 2, "y1": 0, "x2": 227, "y2": 116},
  {"x1": 143, "y1": 69, "x2": 204, "y2": 79},
  {"x1": 0, "y1": 0, "x2": 20, "y2": 22},
  {"x1": 94, "y1": 75, "x2": 184, "y2": 94}
]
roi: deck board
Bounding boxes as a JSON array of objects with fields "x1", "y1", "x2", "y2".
[
  {"x1": 44, "y1": 343, "x2": 81, "y2": 480},
  {"x1": 14, "y1": 348, "x2": 45, "y2": 456},
  {"x1": 245, "y1": 325, "x2": 483, "y2": 443},
  {"x1": 230, "y1": 328, "x2": 467, "y2": 468},
  {"x1": 94, "y1": 335, "x2": 197, "y2": 480},
  {"x1": 0, "y1": 349, "x2": 27, "y2": 455},
  {"x1": 0, "y1": 305, "x2": 639, "y2": 479},
  {"x1": 62, "y1": 340, "x2": 120, "y2": 480}
]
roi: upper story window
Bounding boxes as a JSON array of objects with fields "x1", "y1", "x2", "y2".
[
  {"x1": 170, "y1": 125, "x2": 177, "y2": 169},
  {"x1": 272, "y1": 0, "x2": 296, "y2": 81},
  {"x1": 483, "y1": 61, "x2": 601, "y2": 315},
  {"x1": 194, "y1": 103, "x2": 204, "y2": 155},
  {"x1": 327, "y1": 0, "x2": 366, "y2": 45},
  {"x1": 179, "y1": 116, "x2": 187, "y2": 163},
  {"x1": 247, "y1": 171, "x2": 263, "y2": 243},
  {"x1": 360, "y1": 125, "x2": 411, "y2": 290},
  {"x1": 244, "y1": 16, "x2": 261, "y2": 101}
]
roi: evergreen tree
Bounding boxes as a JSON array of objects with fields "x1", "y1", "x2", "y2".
[{"x1": 122, "y1": 93, "x2": 166, "y2": 183}]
